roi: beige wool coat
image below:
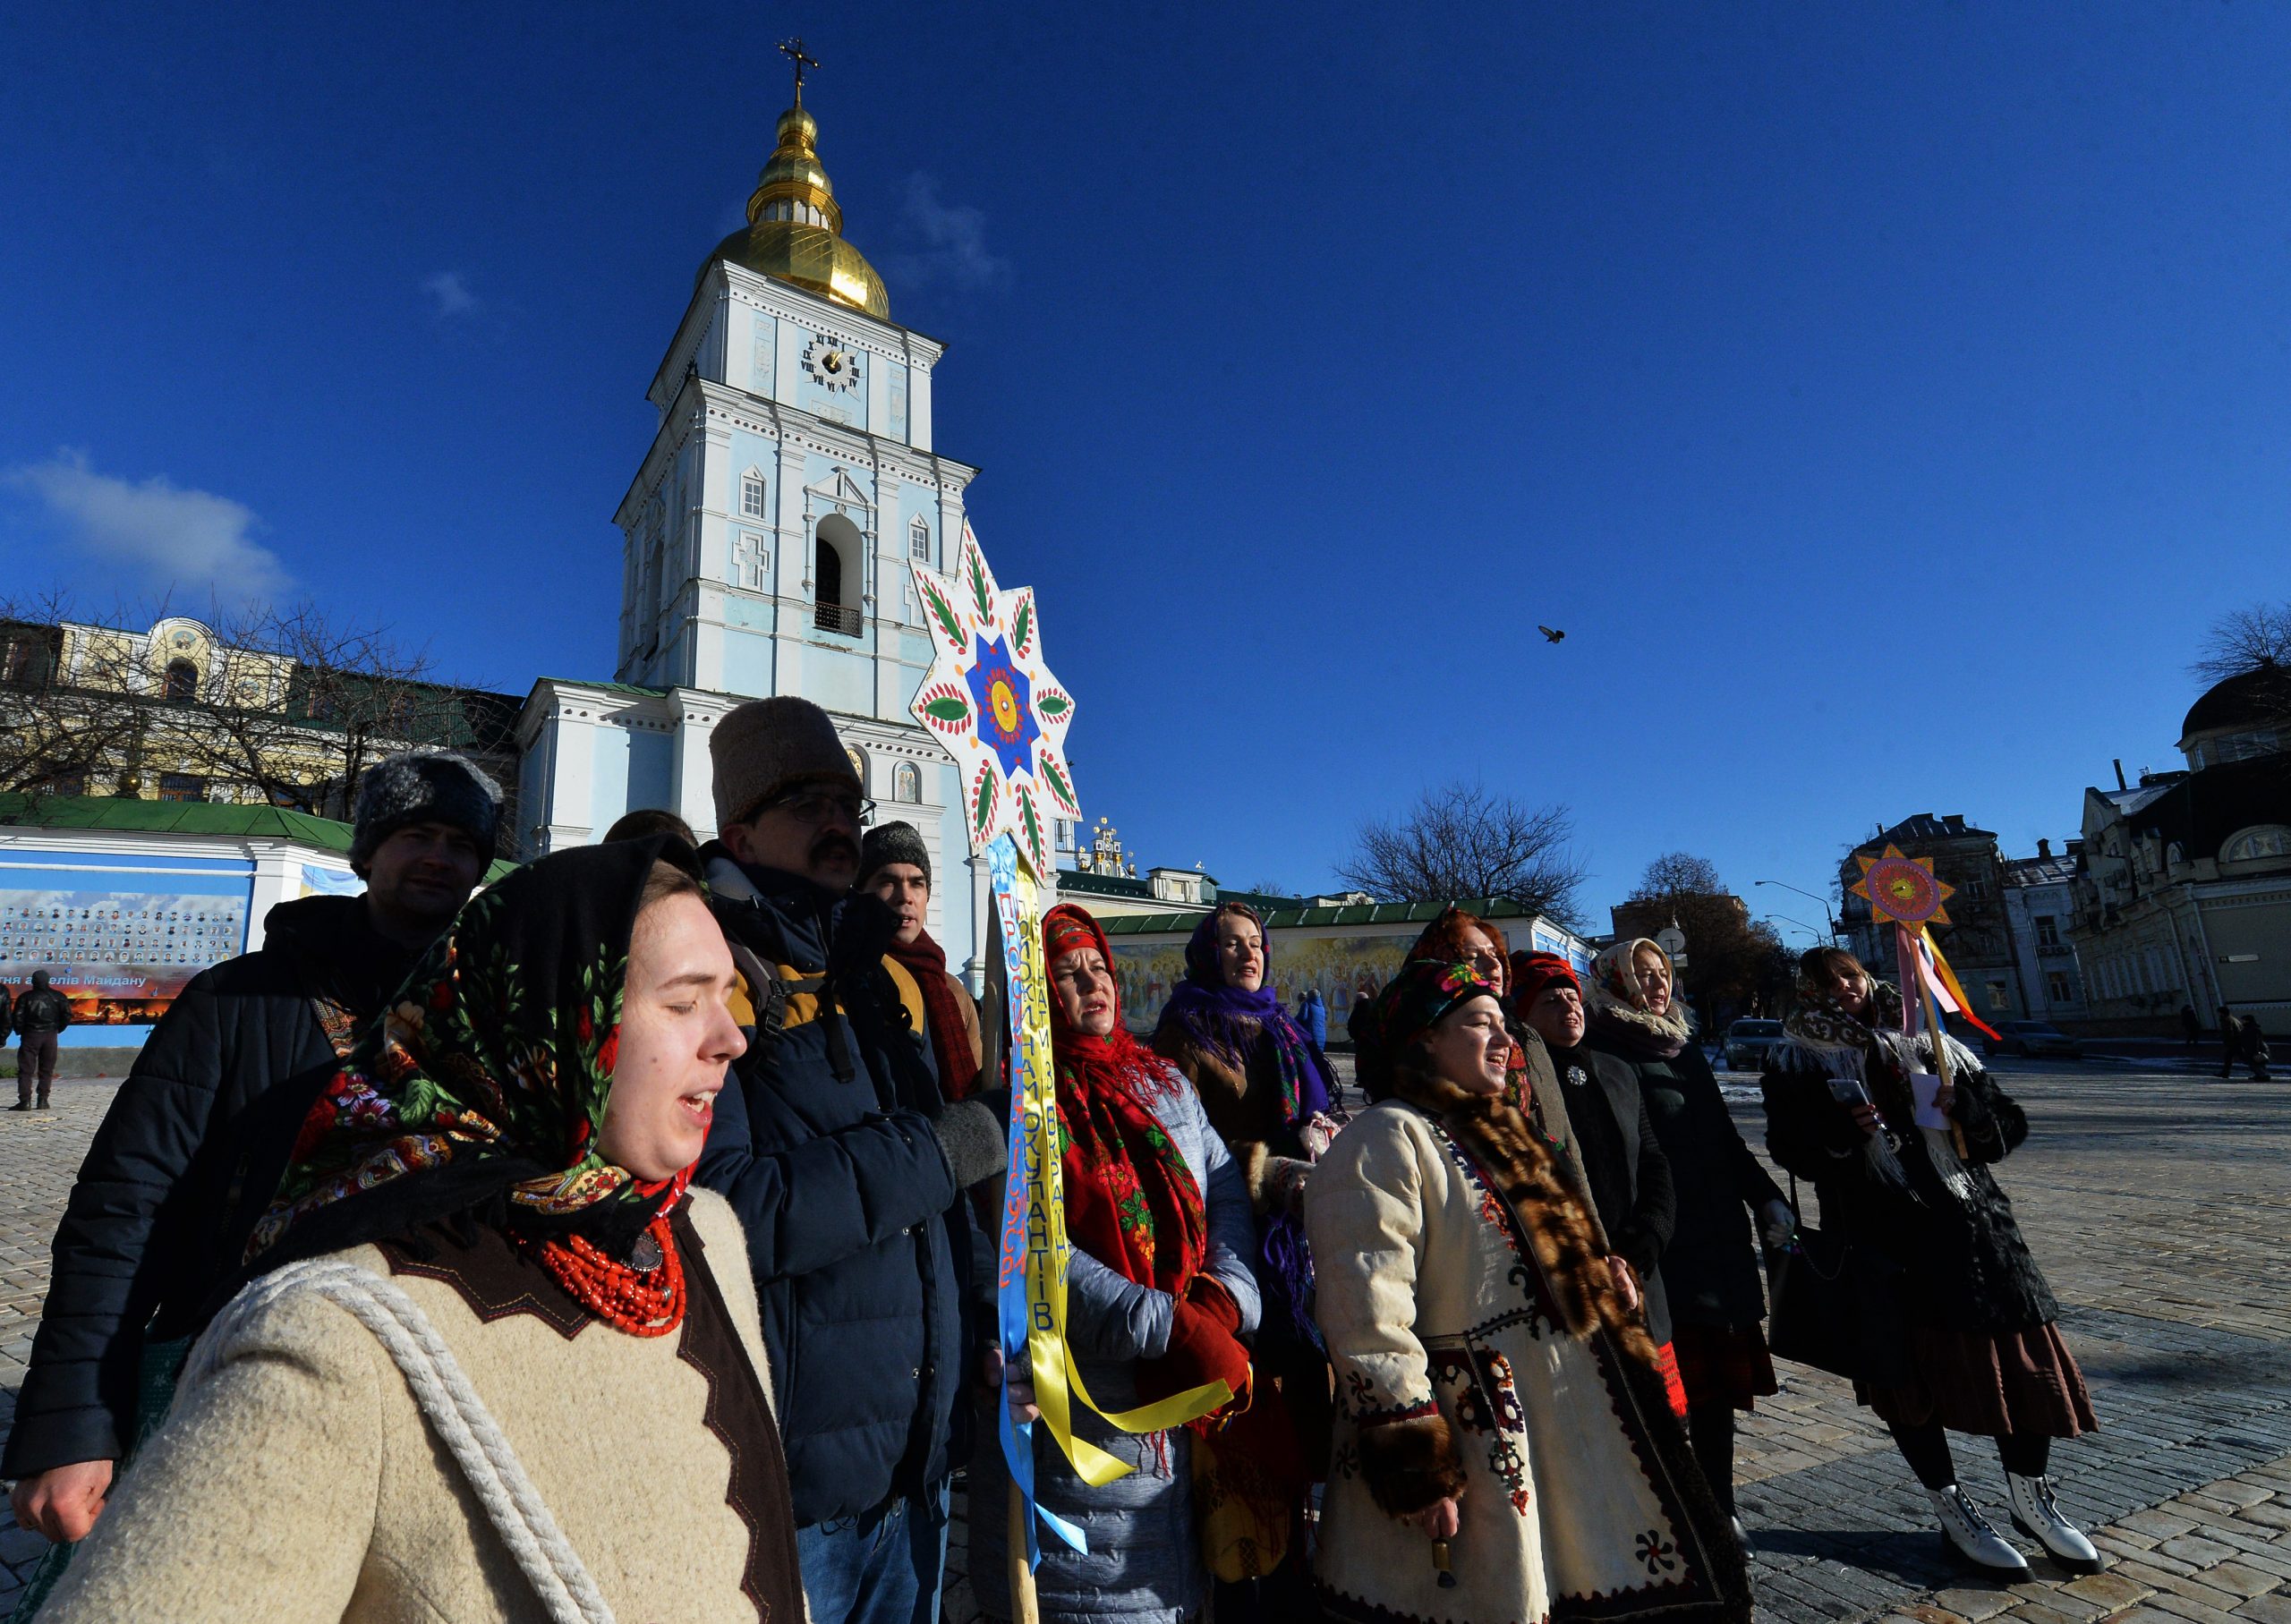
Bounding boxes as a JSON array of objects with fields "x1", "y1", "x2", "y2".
[
  {"x1": 42, "y1": 1186, "x2": 802, "y2": 1624},
  {"x1": 1306, "y1": 1078, "x2": 1748, "y2": 1624}
]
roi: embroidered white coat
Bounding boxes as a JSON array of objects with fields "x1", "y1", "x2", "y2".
[{"x1": 1306, "y1": 1097, "x2": 1735, "y2": 1624}]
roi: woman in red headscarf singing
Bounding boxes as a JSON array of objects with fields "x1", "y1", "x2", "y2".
[{"x1": 969, "y1": 904, "x2": 1261, "y2": 1624}]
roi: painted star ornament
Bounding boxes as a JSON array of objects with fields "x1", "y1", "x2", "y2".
[
  {"x1": 1852, "y1": 845, "x2": 1955, "y2": 926},
  {"x1": 908, "y1": 523, "x2": 1079, "y2": 874}
]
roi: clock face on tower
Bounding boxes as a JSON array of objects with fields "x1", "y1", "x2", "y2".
[{"x1": 803, "y1": 336, "x2": 861, "y2": 393}]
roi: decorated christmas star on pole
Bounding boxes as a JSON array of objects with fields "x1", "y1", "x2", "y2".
[
  {"x1": 1851, "y1": 845, "x2": 2002, "y2": 1074},
  {"x1": 907, "y1": 526, "x2": 1231, "y2": 1597}
]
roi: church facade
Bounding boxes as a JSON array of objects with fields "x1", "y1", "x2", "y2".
[{"x1": 517, "y1": 81, "x2": 1035, "y2": 978}]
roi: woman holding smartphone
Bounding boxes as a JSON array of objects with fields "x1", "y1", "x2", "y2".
[{"x1": 1761, "y1": 948, "x2": 2099, "y2": 1577}]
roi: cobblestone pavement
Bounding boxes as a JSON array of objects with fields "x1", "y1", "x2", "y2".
[{"x1": 1, "y1": 1066, "x2": 2284, "y2": 1624}]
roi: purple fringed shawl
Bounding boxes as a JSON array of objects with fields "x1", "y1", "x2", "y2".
[{"x1": 1154, "y1": 911, "x2": 1337, "y2": 1346}]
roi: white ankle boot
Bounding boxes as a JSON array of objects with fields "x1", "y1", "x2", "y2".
[
  {"x1": 2007, "y1": 1473, "x2": 2101, "y2": 1573},
  {"x1": 1929, "y1": 1484, "x2": 2030, "y2": 1574}
]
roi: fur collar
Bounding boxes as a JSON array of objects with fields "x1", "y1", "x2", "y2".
[{"x1": 1386, "y1": 1070, "x2": 1651, "y2": 1356}]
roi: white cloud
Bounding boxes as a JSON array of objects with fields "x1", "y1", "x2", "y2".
[
  {"x1": 4, "y1": 451, "x2": 290, "y2": 599},
  {"x1": 881, "y1": 174, "x2": 1010, "y2": 291},
  {"x1": 422, "y1": 269, "x2": 478, "y2": 317}
]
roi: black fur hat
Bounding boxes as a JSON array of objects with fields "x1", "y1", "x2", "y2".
[{"x1": 350, "y1": 751, "x2": 502, "y2": 873}]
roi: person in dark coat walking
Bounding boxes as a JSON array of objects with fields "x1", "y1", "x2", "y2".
[
  {"x1": 1578, "y1": 940, "x2": 1793, "y2": 1534},
  {"x1": 9, "y1": 970, "x2": 72, "y2": 1110},
  {"x1": 1761, "y1": 948, "x2": 2099, "y2": 1578},
  {"x1": 692, "y1": 696, "x2": 1009, "y2": 1624},
  {"x1": 2236, "y1": 1014, "x2": 2271, "y2": 1081},
  {"x1": 2179, "y1": 1004, "x2": 2200, "y2": 1048},
  {"x1": 3, "y1": 751, "x2": 500, "y2": 1552}
]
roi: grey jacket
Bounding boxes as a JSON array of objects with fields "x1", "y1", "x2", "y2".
[{"x1": 969, "y1": 1067, "x2": 1261, "y2": 1623}]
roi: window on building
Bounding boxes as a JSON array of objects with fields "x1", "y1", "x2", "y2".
[
  {"x1": 732, "y1": 531, "x2": 770, "y2": 591},
  {"x1": 1987, "y1": 979, "x2": 2010, "y2": 1012},
  {"x1": 2035, "y1": 915, "x2": 2060, "y2": 948},
  {"x1": 2047, "y1": 971, "x2": 2072, "y2": 1003},
  {"x1": 158, "y1": 772, "x2": 206, "y2": 803},
  {"x1": 163, "y1": 659, "x2": 199, "y2": 702},
  {"x1": 894, "y1": 762, "x2": 922, "y2": 803},
  {"x1": 741, "y1": 471, "x2": 767, "y2": 520},
  {"x1": 909, "y1": 515, "x2": 932, "y2": 565},
  {"x1": 2223, "y1": 825, "x2": 2291, "y2": 863},
  {"x1": 813, "y1": 513, "x2": 864, "y2": 635}
]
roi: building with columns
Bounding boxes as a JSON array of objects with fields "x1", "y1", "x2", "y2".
[{"x1": 518, "y1": 75, "x2": 1018, "y2": 978}]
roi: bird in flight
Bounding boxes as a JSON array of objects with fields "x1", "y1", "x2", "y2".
[{"x1": 1537, "y1": 625, "x2": 1566, "y2": 644}]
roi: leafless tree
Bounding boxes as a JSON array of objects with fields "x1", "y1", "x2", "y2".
[
  {"x1": 148, "y1": 599, "x2": 457, "y2": 814},
  {"x1": 2190, "y1": 601, "x2": 2291, "y2": 715},
  {"x1": 1337, "y1": 780, "x2": 1588, "y2": 929},
  {"x1": 0, "y1": 591, "x2": 146, "y2": 797},
  {"x1": 2191, "y1": 601, "x2": 2291, "y2": 683}
]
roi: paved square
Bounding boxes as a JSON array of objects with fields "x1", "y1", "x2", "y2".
[{"x1": 1, "y1": 1060, "x2": 2283, "y2": 1624}]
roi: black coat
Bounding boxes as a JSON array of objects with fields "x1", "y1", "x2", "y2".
[
  {"x1": 694, "y1": 851, "x2": 983, "y2": 1526},
  {"x1": 1759, "y1": 1044, "x2": 2060, "y2": 1335},
  {"x1": 1597, "y1": 1036, "x2": 1784, "y2": 1331},
  {"x1": 1553, "y1": 1042, "x2": 1676, "y2": 1346},
  {"x1": 12, "y1": 985, "x2": 72, "y2": 1035},
  {"x1": 2, "y1": 896, "x2": 417, "y2": 1477}
]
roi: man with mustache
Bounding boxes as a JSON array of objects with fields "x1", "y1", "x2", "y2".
[{"x1": 694, "y1": 696, "x2": 1006, "y2": 1624}]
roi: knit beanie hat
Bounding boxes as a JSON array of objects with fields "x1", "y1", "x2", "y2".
[
  {"x1": 710, "y1": 697, "x2": 862, "y2": 829},
  {"x1": 1508, "y1": 951, "x2": 1580, "y2": 1016},
  {"x1": 856, "y1": 820, "x2": 932, "y2": 890},
  {"x1": 350, "y1": 751, "x2": 503, "y2": 874}
]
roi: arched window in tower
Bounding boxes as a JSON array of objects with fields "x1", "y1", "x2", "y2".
[
  {"x1": 845, "y1": 745, "x2": 868, "y2": 793},
  {"x1": 163, "y1": 659, "x2": 198, "y2": 702},
  {"x1": 894, "y1": 761, "x2": 922, "y2": 803},
  {"x1": 909, "y1": 515, "x2": 933, "y2": 566},
  {"x1": 741, "y1": 469, "x2": 767, "y2": 520},
  {"x1": 813, "y1": 513, "x2": 864, "y2": 635}
]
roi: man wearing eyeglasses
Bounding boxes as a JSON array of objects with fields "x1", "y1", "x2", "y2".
[{"x1": 694, "y1": 695, "x2": 1006, "y2": 1624}]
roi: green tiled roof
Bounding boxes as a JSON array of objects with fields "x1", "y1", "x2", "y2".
[
  {"x1": 0, "y1": 795, "x2": 518, "y2": 880},
  {"x1": 1092, "y1": 896, "x2": 1550, "y2": 935}
]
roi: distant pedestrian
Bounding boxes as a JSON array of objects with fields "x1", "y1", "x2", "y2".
[
  {"x1": 2178, "y1": 1004, "x2": 2200, "y2": 1048},
  {"x1": 2236, "y1": 1014, "x2": 2270, "y2": 1083},
  {"x1": 9, "y1": 970, "x2": 71, "y2": 1110},
  {"x1": 1297, "y1": 986, "x2": 1327, "y2": 1048},
  {"x1": 2219, "y1": 1009, "x2": 2244, "y2": 1079},
  {"x1": 1761, "y1": 947, "x2": 2099, "y2": 1578}
]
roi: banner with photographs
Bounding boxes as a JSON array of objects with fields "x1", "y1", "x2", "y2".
[{"x1": 0, "y1": 860, "x2": 253, "y2": 1027}]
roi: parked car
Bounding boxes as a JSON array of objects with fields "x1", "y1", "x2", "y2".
[
  {"x1": 1981, "y1": 1020, "x2": 2085, "y2": 1060},
  {"x1": 1724, "y1": 1018, "x2": 1785, "y2": 1070}
]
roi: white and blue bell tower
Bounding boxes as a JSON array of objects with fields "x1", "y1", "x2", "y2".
[{"x1": 519, "y1": 55, "x2": 1034, "y2": 976}]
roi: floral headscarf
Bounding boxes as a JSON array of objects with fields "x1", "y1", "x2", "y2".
[
  {"x1": 1348, "y1": 957, "x2": 1503, "y2": 1101},
  {"x1": 1583, "y1": 937, "x2": 1694, "y2": 1059},
  {"x1": 1042, "y1": 904, "x2": 1207, "y2": 1297},
  {"x1": 248, "y1": 839, "x2": 696, "y2": 1267}
]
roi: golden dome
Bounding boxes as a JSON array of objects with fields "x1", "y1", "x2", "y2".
[{"x1": 704, "y1": 100, "x2": 890, "y2": 319}]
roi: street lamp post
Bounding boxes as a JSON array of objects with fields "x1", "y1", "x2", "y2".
[
  {"x1": 1761, "y1": 912, "x2": 1827, "y2": 942},
  {"x1": 1754, "y1": 880, "x2": 1842, "y2": 937}
]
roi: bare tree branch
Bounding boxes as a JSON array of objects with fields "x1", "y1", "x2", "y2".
[
  {"x1": 1336, "y1": 780, "x2": 1588, "y2": 929},
  {"x1": 2190, "y1": 601, "x2": 2291, "y2": 684}
]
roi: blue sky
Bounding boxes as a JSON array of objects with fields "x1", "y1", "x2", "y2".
[{"x1": 4, "y1": 3, "x2": 2287, "y2": 935}]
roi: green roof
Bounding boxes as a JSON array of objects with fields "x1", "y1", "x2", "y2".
[
  {"x1": 1090, "y1": 896, "x2": 1556, "y2": 935},
  {"x1": 0, "y1": 795, "x2": 518, "y2": 880}
]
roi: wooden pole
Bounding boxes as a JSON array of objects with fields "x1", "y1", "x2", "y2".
[{"x1": 1008, "y1": 1478, "x2": 1040, "y2": 1624}]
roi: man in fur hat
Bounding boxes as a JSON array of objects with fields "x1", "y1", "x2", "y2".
[{"x1": 6, "y1": 751, "x2": 500, "y2": 1543}]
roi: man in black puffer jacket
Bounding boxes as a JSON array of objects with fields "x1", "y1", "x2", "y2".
[
  {"x1": 694, "y1": 697, "x2": 1007, "y2": 1624},
  {"x1": 3, "y1": 752, "x2": 500, "y2": 1546}
]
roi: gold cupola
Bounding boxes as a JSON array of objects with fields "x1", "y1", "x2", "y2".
[{"x1": 704, "y1": 83, "x2": 890, "y2": 320}]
